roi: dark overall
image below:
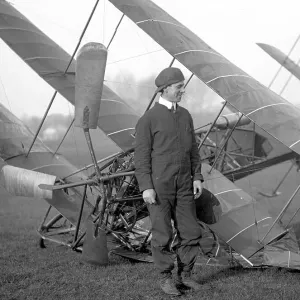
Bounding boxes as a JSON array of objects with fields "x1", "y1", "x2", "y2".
[{"x1": 134, "y1": 103, "x2": 203, "y2": 277}]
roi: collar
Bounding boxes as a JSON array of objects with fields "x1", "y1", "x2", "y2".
[{"x1": 158, "y1": 96, "x2": 177, "y2": 110}]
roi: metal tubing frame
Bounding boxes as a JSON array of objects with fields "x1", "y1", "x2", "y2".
[
  {"x1": 285, "y1": 206, "x2": 300, "y2": 230},
  {"x1": 266, "y1": 162, "x2": 294, "y2": 196},
  {"x1": 83, "y1": 127, "x2": 108, "y2": 228},
  {"x1": 197, "y1": 101, "x2": 227, "y2": 150},
  {"x1": 38, "y1": 213, "x2": 63, "y2": 232},
  {"x1": 62, "y1": 151, "x2": 121, "y2": 180},
  {"x1": 42, "y1": 227, "x2": 76, "y2": 237},
  {"x1": 39, "y1": 236, "x2": 73, "y2": 248},
  {"x1": 72, "y1": 231, "x2": 86, "y2": 250},
  {"x1": 38, "y1": 205, "x2": 52, "y2": 232},
  {"x1": 73, "y1": 184, "x2": 88, "y2": 243},
  {"x1": 223, "y1": 152, "x2": 241, "y2": 168},
  {"x1": 217, "y1": 137, "x2": 229, "y2": 171},
  {"x1": 214, "y1": 128, "x2": 231, "y2": 171},
  {"x1": 72, "y1": 211, "x2": 102, "y2": 250},
  {"x1": 86, "y1": 147, "x2": 134, "y2": 180},
  {"x1": 260, "y1": 183, "x2": 300, "y2": 243},
  {"x1": 209, "y1": 114, "x2": 243, "y2": 173},
  {"x1": 226, "y1": 151, "x2": 263, "y2": 160}
]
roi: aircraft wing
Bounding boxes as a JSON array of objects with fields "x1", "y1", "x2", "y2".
[
  {"x1": 0, "y1": 1, "x2": 139, "y2": 151},
  {"x1": 109, "y1": 0, "x2": 300, "y2": 155},
  {"x1": 0, "y1": 101, "x2": 99, "y2": 228},
  {"x1": 257, "y1": 43, "x2": 300, "y2": 81},
  {"x1": 106, "y1": 0, "x2": 300, "y2": 262}
]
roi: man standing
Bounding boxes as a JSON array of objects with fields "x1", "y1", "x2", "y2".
[{"x1": 134, "y1": 67, "x2": 204, "y2": 296}]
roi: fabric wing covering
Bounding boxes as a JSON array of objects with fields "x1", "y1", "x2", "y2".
[
  {"x1": 1, "y1": 0, "x2": 300, "y2": 269},
  {"x1": 0, "y1": 0, "x2": 140, "y2": 151},
  {"x1": 109, "y1": 0, "x2": 300, "y2": 156},
  {"x1": 258, "y1": 43, "x2": 300, "y2": 82},
  {"x1": 108, "y1": 0, "x2": 300, "y2": 268}
]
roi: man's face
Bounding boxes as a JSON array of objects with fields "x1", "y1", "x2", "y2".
[{"x1": 165, "y1": 80, "x2": 185, "y2": 102}]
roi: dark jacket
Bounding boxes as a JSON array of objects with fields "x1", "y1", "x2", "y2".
[{"x1": 134, "y1": 102, "x2": 203, "y2": 192}]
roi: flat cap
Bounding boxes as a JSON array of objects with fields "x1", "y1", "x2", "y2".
[{"x1": 155, "y1": 67, "x2": 184, "y2": 92}]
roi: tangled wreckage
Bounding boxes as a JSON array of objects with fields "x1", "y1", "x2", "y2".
[{"x1": 1, "y1": 0, "x2": 300, "y2": 269}]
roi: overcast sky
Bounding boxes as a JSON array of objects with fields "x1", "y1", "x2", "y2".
[{"x1": 1, "y1": 0, "x2": 300, "y2": 119}]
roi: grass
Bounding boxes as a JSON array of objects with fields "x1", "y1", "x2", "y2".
[{"x1": 1, "y1": 186, "x2": 300, "y2": 299}]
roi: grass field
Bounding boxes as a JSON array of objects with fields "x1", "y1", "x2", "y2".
[{"x1": 1, "y1": 185, "x2": 300, "y2": 300}]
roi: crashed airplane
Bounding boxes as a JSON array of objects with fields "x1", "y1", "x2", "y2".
[{"x1": 0, "y1": 0, "x2": 300, "y2": 269}]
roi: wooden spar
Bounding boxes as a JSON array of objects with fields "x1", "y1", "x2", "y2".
[{"x1": 39, "y1": 171, "x2": 135, "y2": 191}]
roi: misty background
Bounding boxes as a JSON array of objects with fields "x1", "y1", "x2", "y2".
[
  {"x1": 2, "y1": 0, "x2": 299, "y2": 172},
  {"x1": 20, "y1": 71, "x2": 226, "y2": 169}
]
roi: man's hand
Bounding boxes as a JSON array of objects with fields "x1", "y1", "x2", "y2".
[
  {"x1": 193, "y1": 180, "x2": 203, "y2": 199},
  {"x1": 142, "y1": 189, "x2": 156, "y2": 204}
]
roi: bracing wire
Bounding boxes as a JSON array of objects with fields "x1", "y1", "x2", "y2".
[
  {"x1": 105, "y1": 11, "x2": 144, "y2": 107},
  {"x1": 65, "y1": 0, "x2": 101, "y2": 73},
  {"x1": 26, "y1": 0, "x2": 101, "y2": 156},
  {"x1": 248, "y1": 177, "x2": 260, "y2": 242},
  {"x1": 107, "y1": 49, "x2": 164, "y2": 65},
  {"x1": 129, "y1": 12, "x2": 167, "y2": 70},
  {"x1": 268, "y1": 33, "x2": 300, "y2": 89},
  {"x1": 278, "y1": 56, "x2": 300, "y2": 96},
  {"x1": 0, "y1": 72, "x2": 13, "y2": 114},
  {"x1": 104, "y1": 80, "x2": 153, "y2": 88}
]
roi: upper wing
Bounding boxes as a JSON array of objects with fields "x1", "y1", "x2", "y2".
[
  {"x1": 257, "y1": 43, "x2": 300, "y2": 81},
  {"x1": 109, "y1": 0, "x2": 300, "y2": 155},
  {"x1": 0, "y1": 102, "x2": 47, "y2": 160},
  {"x1": 0, "y1": 1, "x2": 140, "y2": 151}
]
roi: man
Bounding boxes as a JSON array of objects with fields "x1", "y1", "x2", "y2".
[{"x1": 134, "y1": 67, "x2": 204, "y2": 296}]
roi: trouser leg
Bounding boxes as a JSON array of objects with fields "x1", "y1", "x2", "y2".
[
  {"x1": 147, "y1": 199, "x2": 176, "y2": 277},
  {"x1": 175, "y1": 176, "x2": 202, "y2": 273}
]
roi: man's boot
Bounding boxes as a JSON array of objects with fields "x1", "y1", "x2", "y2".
[
  {"x1": 180, "y1": 271, "x2": 205, "y2": 291},
  {"x1": 159, "y1": 276, "x2": 181, "y2": 296}
]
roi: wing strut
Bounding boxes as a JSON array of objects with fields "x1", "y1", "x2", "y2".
[
  {"x1": 278, "y1": 56, "x2": 300, "y2": 95},
  {"x1": 184, "y1": 73, "x2": 194, "y2": 88},
  {"x1": 267, "y1": 33, "x2": 300, "y2": 89},
  {"x1": 107, "y1": 14, "x2": 125, "y2": 49},
  {"x1": 197, "y1": 101, "x2": 227, "y2": 150},
  {"x1": 26, "y1": 0, "x2": 101, "y2": 157},
  {"x1": 53, "y1": 118, "x2": 75, "y2": 155},
  {"x1": 260, "y1": 183, "x2": 300, "y2": 243},
  {"x1": 26, "y1": 91, "x2": 57, "y2": 157},
  {"x1": 208, "y1": 113, "x2": 243, "y2": 173}
]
